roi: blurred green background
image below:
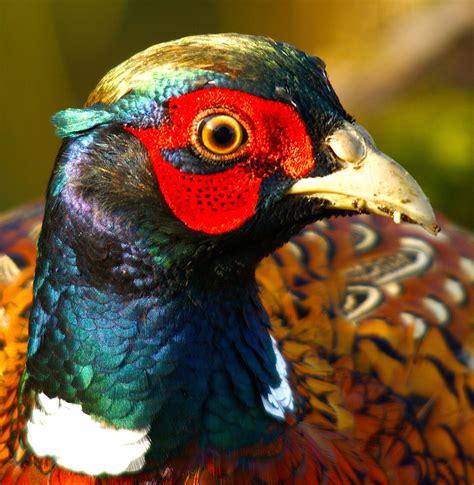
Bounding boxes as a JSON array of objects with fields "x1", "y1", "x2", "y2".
[{"x1": 1, "y1": 0, "x2": 472, "y2": 228}]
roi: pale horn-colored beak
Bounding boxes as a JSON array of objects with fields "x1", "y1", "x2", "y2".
[{"x1": 288, "y1": 121, "x2": 439, "y2": 235}]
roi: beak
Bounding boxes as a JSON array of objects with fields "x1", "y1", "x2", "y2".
[{"x1": 288, "y1": 121, "x2": 439, "y2": 235}]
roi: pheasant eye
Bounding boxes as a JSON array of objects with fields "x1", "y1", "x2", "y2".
[{"x1": 197, "y1": 114, "x2": 246, "y2": 158}]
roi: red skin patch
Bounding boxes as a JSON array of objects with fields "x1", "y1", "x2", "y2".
[{"x1": 126, "y1": 88, "x2": 314, "y2": 234}]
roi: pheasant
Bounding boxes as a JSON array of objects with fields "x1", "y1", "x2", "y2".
[{"x1": 0, "y1": 34, "x2": 472, "y2": 484}]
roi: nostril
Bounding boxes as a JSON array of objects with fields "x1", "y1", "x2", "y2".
[{"x1": 326, "y1": 126, "x2": 366, "y2": 164}]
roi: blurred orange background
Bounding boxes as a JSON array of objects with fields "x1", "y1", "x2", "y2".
[{"x1": 1, "y1": 0, "x2": 472, "y2": 228}]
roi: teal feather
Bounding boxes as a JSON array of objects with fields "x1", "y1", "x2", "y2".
[{"x1": 51, "y1": 107, "x2": 115, "y2": 138}]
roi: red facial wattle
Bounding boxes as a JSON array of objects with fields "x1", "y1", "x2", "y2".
[{"x1": 126, "y1": 88, "x2": 314, "y2": 234}]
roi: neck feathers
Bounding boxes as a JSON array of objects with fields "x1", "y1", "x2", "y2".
[{"x1": 26, "y1": 232, "x2": 294, "y2": 469}]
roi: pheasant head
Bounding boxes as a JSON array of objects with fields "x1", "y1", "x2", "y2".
[{"x1": 24, "y1": 34, "x2": 437, "y2": 476}]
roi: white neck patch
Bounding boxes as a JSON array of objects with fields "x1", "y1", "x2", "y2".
[
  {"x1": 261, "y1": 336, "x2": 294, "y2": 420},
  {"x1": 26, "y1": 393, "x2": 151, "y2": 476}
]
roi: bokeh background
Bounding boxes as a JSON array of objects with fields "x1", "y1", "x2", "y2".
[{"x1": 1, "y1": 0, "x2": 473, "y2": 228}]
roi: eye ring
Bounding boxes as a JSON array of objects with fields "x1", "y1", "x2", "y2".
[{"x1": 192, "y1": 111, "x2": 249, "y2": 161}]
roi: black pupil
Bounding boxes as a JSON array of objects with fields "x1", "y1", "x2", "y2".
[{"x1": 212, "y1": 123, "x2": 236, "y2": 148}]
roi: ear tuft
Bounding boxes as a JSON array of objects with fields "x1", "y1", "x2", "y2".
[{"x1": 51, "y1": 107, "x2": 115, "y2": 138}]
